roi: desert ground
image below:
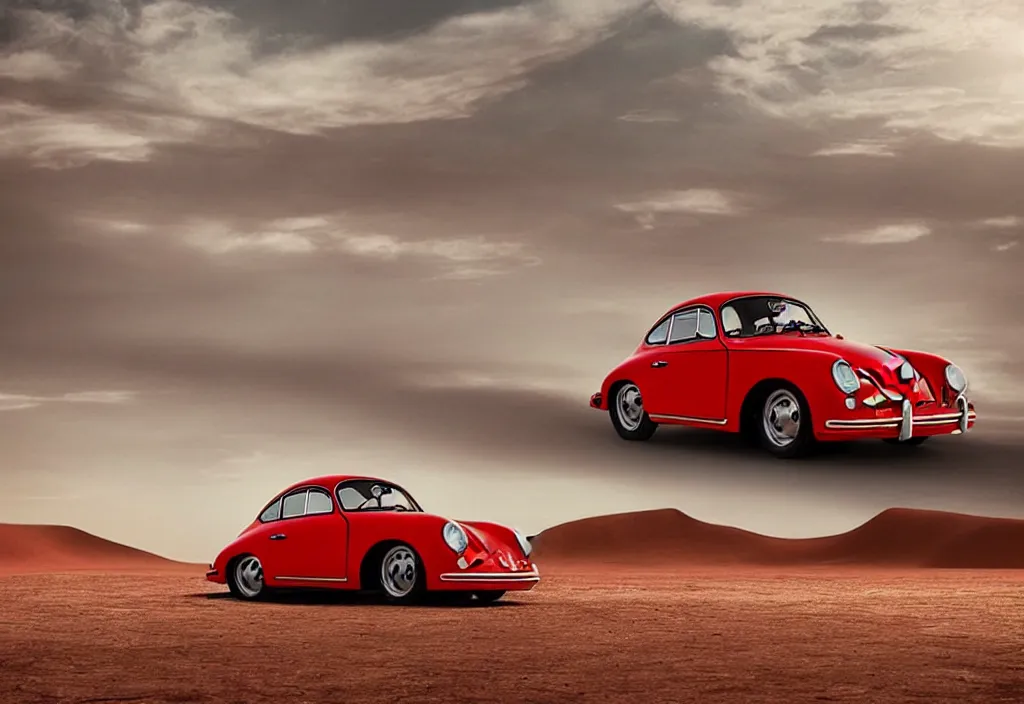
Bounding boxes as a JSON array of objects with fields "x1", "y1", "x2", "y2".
[{"x1": 1, "y1": 565, "x2": 1023, "y2": 704}]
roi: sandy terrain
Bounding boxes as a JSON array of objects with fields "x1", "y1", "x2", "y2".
[
  {"x1": 531, "y1": 507, "x2": 1024, "y2": 568},
  {"x1": 1, "y1": 566, "x2": 1023, "y2": 704},
  {"x1": 0, "y1": 524, "x2": 200, "y2": 576}
]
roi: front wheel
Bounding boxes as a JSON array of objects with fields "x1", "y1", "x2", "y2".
[
  {"x1": 228, "y1": 555, "x2": 267, "y2": 601},
  {"x1": 758, "y1": 386, "x2": 814, "y2": 458},
  {"x1": 379, "y1": 544, "x2": 425, "y2": 604},
  {"x1": 609, "y1": 382, "x2": 658, "y2": 441}
]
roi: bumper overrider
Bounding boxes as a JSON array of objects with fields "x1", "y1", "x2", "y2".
[{"x1": 825, "y1": 393, "x2": 975, "y2": 440}]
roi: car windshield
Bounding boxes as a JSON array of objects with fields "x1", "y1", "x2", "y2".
[
  {"x1": 720, "y1": 296, "x2": 828, "y2": 338},
  {"x1": 335, "y1": 479, "x2": 422, "y2": 513}
]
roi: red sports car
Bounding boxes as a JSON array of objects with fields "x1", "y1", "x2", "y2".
[
  {"x1": 590, "y1": 291, "x2": 976, "y2": 458},
  {"x1": 206, "y1": 475, "x2": 539, "y2": 603}
]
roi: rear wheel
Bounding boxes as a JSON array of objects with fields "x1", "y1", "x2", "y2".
[
  {"x1": 758, "y1": 386, "x2": 814, "y2": 458},
  {"x1": 609, "y1": 382, "x2": 658, "y2": 441},
  {"x1": 227, "y1": 555, "x2": 267, "y2": 601}
]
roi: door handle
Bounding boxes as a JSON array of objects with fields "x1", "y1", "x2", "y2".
[
  {"x1": 651, "y1": 360, "x2": 669, "y2": 368},
  {"x1": 270, "y1": 533, "x2": 287, "y2": 541}
]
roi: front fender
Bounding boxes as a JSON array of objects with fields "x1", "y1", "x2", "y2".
[{"x1": 726, "y1": 349, "x2": 846, "y2": 435}]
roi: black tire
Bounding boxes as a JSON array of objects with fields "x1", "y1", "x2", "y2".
[
  {"x1": 756, "y1": 384, "x2": 815, "y2": 458},
  {"x1": 377, "y1": 543, "x2": 426, "y2": 605},
  {"x1": 474, "y1": 590, "x2": 506, "y2": 604},
  {"x1": 608, "y1": 381, "x2": 658, "y2": 441},
  {"x1": 883, "y1": 436, "x2": 929, "y2": 447},
  {"x1": 227, "y1": 554, "x2": 268, "y2": 601}
]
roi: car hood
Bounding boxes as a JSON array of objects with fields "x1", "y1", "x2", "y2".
[
  {"x1": 736, "y1": 334, "x2": 899, "y2": 370},
  {"x1": 459, "y1": 522, "x2": 506, "y2": 553}
]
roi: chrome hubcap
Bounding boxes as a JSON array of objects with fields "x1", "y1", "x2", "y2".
[
  {"x1": 234, "y1": 556, "x2": 263, "y2": 598},
  {"x1": 763, "y1": 389, "x2": 801, "y2": 447},
  {"x1": 381, "y1": 546, "x2": 417, "y2": 598},
  {"x1": 616, "y1": 384, "x2": 644, "y2": 432}
]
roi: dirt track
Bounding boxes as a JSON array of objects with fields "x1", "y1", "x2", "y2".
[{"x1": 1, "y1": 567, "x2": 1023, "y2": 704}]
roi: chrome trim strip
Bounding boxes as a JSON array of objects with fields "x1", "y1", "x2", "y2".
[
  {"x1": 649, "y1": 414, "x2": 728, "y2": 426},
  {"x1": 438, "y1": 571, "x2": 540, "y2": 582},
  {"x1": 274, "y1": 576, "x2": 348, "y2": 583},
  {"x1": 825, "y1": 411, "x2": 976, "y2": 430}
]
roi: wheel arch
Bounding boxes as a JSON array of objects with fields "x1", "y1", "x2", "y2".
[
  {"x1": 739, "y1": 377, "x2": 814, "y2": 440},
  {"x1": 358, "y1": 539, "x2": 423, "y2": 591}
]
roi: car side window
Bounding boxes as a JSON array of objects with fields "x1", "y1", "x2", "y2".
[
  {"x1": 697, "y1": 308, "x2": 717, "y2": 339},
  {"x1": 668, "y1": 310, "x2": 699, "y2": 344},
  {"x1": 645, "y1": 318, "x2": 670, "y2": 345},
  {"x1": 721, "y1": 305, "x2": 741, "y2": 336},
  {"x1": 306, "y1": 488, "x2": 333, "y2": 515},
  {"x1": 260, "y1": 498, "x2": 282, "y2": 522},
  {"x1": 282, "y1": 490, "x2": 307, "y2": 519},
  {"x1": 338, "y1": 486, "x2": 365, "y2": 510}
]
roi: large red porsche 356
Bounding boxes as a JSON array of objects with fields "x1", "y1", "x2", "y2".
[
  {"x1": 207, "y1": 475, "x2": 538, "y2": 603},
  {"x1": 590, "y1": 291, "x2": 976, "y2": 458}
]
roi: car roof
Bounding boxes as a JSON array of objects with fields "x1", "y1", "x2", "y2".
[
  {"x1": 669, "y1": 290, "x2": 798, "y2": 313},
  {"x1": 277, "y1": 474, "x2": 393, "y2": 495}
]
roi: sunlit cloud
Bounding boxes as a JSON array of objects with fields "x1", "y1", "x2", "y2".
[
  {"x1": 822, "y1": 223, "x2": 931, "y2": 244},
  {"x1": 0, "y1": 49, "x2": 77, "y2": 81},
  {"x1": 616, "y1": 189, "x2": 744, "y2": 229},
  {"x1": 994, "y1": 241, "x2": 1018, "y2": 252},
  {"x1": 0, "y1": 101, "x2": 205, "y2": 168},
  {"x1": 977, "y1": 216, "x2": 1022, "y2": 229},
  {"x1": 617, "y1": 109, "x2": 681, "y2": 123},
  {"x1": 0, "y1": 390, "x2": 138, "y2": 412},
  {"x1": 178, "y1": 215, "x2": 538, "y2": 277},
  {"x1": 655, "y1": 0, "x2": 1024, "y2": 149},
  {"x1": 812, "y1": 141, "x2": 896, "y2": 157}
]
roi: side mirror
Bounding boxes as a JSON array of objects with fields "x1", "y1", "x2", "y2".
[{"x1": 836, "y1": 333, "x2": 844, "y2": 340}]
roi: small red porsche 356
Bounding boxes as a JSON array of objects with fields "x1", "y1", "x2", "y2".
[
  {"x1": 206, "y1": 475, "x2": 538, "y2": 603},
  {"x1": 590, "y1": 291, "x2": 976, "y2": 458}
]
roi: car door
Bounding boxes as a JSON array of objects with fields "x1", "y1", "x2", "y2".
[
  {"x1": 262, "y1": 487, "x2": 348, "y2": 583},
  {"x1": 642, "y1": 306, "x2": 728, "y2": 421}
]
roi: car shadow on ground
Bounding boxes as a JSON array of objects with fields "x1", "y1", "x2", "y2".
[
  {"x1": 640, "y1": 425, "x2": 1010, "y2": 474},
  {"x1": 185, "y1": 590, "x2": 524, "y2": 608}
]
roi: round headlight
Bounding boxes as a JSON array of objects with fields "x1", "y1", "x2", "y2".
[
  {"x1": 897, "y1": 360, "x2": 915, "y2": 382},
  {"x1": 442, "y1": 521, "x2": 468, "y2": 555},
  {"x1": 944, "y1": 363, "x2": 967, "y2": 393},
  {"x1": 513, "y1": 529, "x2": 532, "y2": 558},
  {"x1": 831, "y1": 359, "x2": 860, "y2": 394}
]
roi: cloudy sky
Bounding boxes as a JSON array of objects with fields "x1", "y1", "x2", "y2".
[{"x1": 1, "y1": 0, "x2": 1023, "y2": 562}]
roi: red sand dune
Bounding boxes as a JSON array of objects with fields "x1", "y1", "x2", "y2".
[
  {"x1": 531, "y1": 507, "x2": 1024, "y2": 569},
  {"x1": 0, "y1": 523, "x2": 198, "y2": 575}
]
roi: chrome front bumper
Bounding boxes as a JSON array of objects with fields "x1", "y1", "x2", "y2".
[
  {"x1": 438, "y1": 567, "x2": 540, "y2": 583},
  {"x1": 824, "y1": 395, "x2": 975, "y2": 440}
]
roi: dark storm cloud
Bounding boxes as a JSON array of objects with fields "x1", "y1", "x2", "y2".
[{"x1": 209, "y1": 0, "x2": 536, "y2": 45}]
